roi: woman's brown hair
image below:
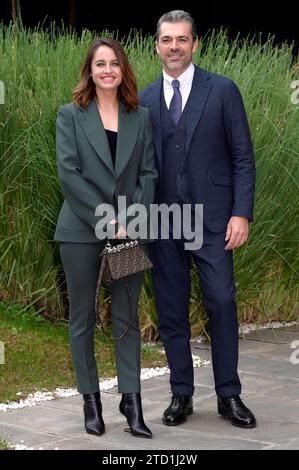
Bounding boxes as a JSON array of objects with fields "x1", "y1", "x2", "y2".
[{"x1": 73, "y1": 38, "x2": 138, "y2": 111}]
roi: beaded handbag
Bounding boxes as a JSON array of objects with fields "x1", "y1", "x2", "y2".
[{"x1": 95, "y1": 239, "x2": 153, "y2": 340}]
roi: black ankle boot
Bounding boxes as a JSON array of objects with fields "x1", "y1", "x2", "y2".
[
  {"x1": 119, "y1": 393, "x2": 152, "y2": 438},
  {"x1": 83, "y1": 392, "x2": 105, "y2": 436}
]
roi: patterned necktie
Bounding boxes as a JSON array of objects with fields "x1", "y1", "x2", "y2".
[{"x1": 169, "y1": 79, "x2": 182, "y2": 125}]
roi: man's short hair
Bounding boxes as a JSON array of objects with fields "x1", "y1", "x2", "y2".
[{"x1": 156, "y1": 10, "x2": 198, "y2": 42}]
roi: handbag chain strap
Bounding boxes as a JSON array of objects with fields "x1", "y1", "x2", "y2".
[
  {"x1": 119, "y1": 277, "x2": 133, "y2": 340},
  {"x1": 95, "y1": 253, "x2": 134, "y2": 341},
  {"x1": 96, "y1": 276, "x2": 133, "y2": 341}
]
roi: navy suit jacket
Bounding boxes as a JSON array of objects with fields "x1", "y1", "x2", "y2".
[{"x1": 139, "y1": 65, "x2": 256, "y2": 233}]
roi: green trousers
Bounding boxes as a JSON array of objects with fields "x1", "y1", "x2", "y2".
[{"x1": 59, "y1": 242, "x2": 144, "y2": 394}]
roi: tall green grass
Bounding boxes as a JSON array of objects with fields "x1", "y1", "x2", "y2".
[{"x1": 0, "y1": 23, "x2": 298, "y2": 337}]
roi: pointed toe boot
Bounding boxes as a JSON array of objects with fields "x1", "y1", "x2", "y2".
[
  {"x1": 119, "y1": 393, "x2": 152, "y2": 438},
  {"x1": 83, "y1": 391, "x2": 105, "y2": 436}
]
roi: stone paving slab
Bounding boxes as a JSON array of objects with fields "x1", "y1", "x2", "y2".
[
  {"x1": 31, "y1": 437, "x2": 135, "y2": 451},
  {"x1": 1, "y1": 326, "x2": 299, "y2": 450},
  {"x1": 237, "y1": 355, "x2": 299, "y2": 380},
  {"x1": 169, "y1": 406, "x2": 299, "y2": 445},
  {"x1": 0, "y1": 406, "x2": 84, "y2": 437},
  {"x1": 239, "y1": 328, "x2": 299, "y2": 344},
  {"x1": 0, "y1": 421, "x2": 67, "y2": 448},
  {"x1": 239, "y1": 342, "x2": 296, "y2": 360},
  {"x1": 39, "y1": 395, "x2": 82, "y2": 412},
  {"x1": 273, "y1": 438, "x2": 299, "y2": 450},
  {"x1": 262, "y1": 382, "x2": 299, "y2": 401},
  {"x1": 244, "y1": 396, "x2": 299, "y2": 423},
  {"x1": 191, "y1": 338, "x2": 294, "y2": 361}
]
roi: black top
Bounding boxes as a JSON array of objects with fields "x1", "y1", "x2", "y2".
[{"x1": 105, "y1": 129, "x2": 117, "y2": 166}]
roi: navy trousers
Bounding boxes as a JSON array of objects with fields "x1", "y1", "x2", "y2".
[{"x1": 150, "y1": 229, "x2": 241, "y2": 398}]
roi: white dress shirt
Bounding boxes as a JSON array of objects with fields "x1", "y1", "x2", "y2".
[{"x1": 163, "y1": 63, "x2": 195, "y2": 111}]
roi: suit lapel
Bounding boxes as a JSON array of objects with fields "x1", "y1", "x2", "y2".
[
  {"x1": 76, "y1": 99, "x2": 114, "y2": 174},
  {"x1": 147, "y1": 70, "x2": 212, "y2": 164},
  {"x1": 114, "y1": 102, "x2": 140, "y2": 179},
  {"x1": 147, "y1": 77, "x2": 163, "y2": 169},
  {"x1": 186, "y1": 66, "x2": 212, "y2": 155}
]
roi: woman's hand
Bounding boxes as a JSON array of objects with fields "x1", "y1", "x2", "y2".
[{"x1": 110, "y1": 219, "x2": 128, "y2": 239}]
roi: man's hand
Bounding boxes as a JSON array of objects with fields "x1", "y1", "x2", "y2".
[{"x1": 225, "y1": 216, "x2": 250, "y2": 250}]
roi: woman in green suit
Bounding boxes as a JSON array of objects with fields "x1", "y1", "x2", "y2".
[{"x1": 54, "y1": 38, "x2": 157, "y2": 439}]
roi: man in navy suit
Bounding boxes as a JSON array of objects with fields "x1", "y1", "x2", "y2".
[{"x1": 140, "y1": 10, "x2": 256, "y2": 428}]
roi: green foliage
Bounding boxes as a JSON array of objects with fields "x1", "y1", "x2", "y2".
[
  {"x1": 0, "y1": 301, "x2": 166, "y2": 402},
  {"x1": 0, "y1": 436, "x2": 12, "y2": 450},
  {"x1": 0, "y1": 24, "x2": 298, "y2": 339}
]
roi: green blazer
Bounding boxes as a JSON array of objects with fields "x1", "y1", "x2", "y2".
[{"x1": 54, "y1": 99, "x2": 157, "y2": 243}]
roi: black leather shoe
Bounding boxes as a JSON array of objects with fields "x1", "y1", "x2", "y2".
[
  {"x1": 119, "y1": 393, "x2": 152, "y2": 438},
  {"x1": 217, "y1": 395, "x2": 256, "y2": 428},
  {"x1": 83, "y1": 392, "x2": 105, "y2": 436},
  {"x1": 162, "y1": 395, "x2": 193, "y2": 426}
]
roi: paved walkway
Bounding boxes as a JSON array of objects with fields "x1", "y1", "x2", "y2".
[{"x1": 0, "y1": 325, "x2": 298, "y2": 450}]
